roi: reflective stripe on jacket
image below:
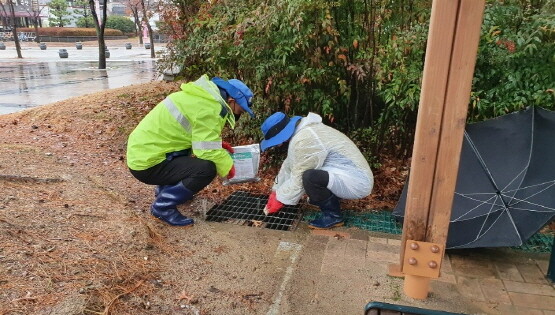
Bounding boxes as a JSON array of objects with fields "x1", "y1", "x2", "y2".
[{"x1": 126, "y1": 75, "x2": 234, "y2": 177}]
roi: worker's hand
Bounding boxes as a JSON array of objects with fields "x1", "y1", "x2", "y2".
[
  {"x1": 222, "y1": 141, "x2": 234, "y2": 154},
  {"x1": 227, "y1": 165, "x2": 236, "y2": 180},
  {"x1": 264, "y1": 191, "x2": 284, "y2": 215}
]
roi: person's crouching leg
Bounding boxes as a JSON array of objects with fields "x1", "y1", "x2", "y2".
[
  {"x1": 307, "y1": 194, "x2": 344, "y2": 229},
  {"x1": 151, "y1": 182, "x2": 195, "y2": 227},
  {"x1": 302, "y1": 169, "x2": 344, "y2": 229}
]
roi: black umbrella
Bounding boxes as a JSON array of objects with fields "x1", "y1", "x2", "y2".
[{"x1": 394, "y1": 106, "x2": 555, "y2": 249}]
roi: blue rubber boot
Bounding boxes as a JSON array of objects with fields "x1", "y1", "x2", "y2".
[
  {"x1": 151, "y1": 181, "x2": 194, "y2": 227},
  {"x1": 308, "y1": 194, "x2": 344, "y2": 229},
  {"x1": 154, "y1": 185, "x2": 167, "y2": 197}
]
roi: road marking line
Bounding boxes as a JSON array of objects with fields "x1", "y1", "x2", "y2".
[{"x1": 267, "y1": 241, "x2": 302, "y2": 315}]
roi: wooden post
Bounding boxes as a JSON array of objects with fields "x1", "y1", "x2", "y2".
[
  {"x1": 426, "y1": 0, "x2": 486, "y2": 245},
  {"x1": 399, "y1": 0, "x2": 460, "y2": 266},
  {"x1": 395, "y1": 0, "x2": 486, "y2": 299}
]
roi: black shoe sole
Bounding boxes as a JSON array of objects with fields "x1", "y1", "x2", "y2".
[{"x1": 152, "y1": 216, "x2": 194, "y2": 228}]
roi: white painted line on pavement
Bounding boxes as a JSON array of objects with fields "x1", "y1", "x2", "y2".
[{"x1": 267, "y1": 241, "x2": 302, "y2": 315}]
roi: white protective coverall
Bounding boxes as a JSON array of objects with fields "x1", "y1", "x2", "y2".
[{"x1": 273, "y1": 112, "x2": 374, "y2": 205}]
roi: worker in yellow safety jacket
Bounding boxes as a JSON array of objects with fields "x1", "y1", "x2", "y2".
[{"x1": 126, "y1": 74, "x2": 254, "y2": 227}]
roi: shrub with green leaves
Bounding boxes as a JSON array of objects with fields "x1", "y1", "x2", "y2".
[
  {"x1": 159, "y1": 0, "x2": 423, "y2": 159},
  {"x1": 159, "y1": 0, "x2": 554, "y2": 162},
  {"x1": 470, "y1": 1, "x2": 555, "y2": 121},
  {"x1": 105, "y1": 16, "x2": 136, "y2": 34},
  {"x1": 76, "y1": 17, "x2": 95, "y2": 28}
]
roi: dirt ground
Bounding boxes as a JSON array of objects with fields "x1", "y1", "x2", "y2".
[{"x1": 0, "y1": 81, "x2": 410, "y2": 314}]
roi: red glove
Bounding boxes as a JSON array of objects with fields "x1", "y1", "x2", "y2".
[
  {"x1": 264, "y1": 191, "x2": 284, "y2": 215},
  {"x1": 222, "y1": 141, "x2": 234, "y2": 154},
  {"x1": 227, "y1": 165, "x2": 235, "y2": 179}
]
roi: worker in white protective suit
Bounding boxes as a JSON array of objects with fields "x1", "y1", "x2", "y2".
[{"x1": 261, "y1": 112, "x2": 374, "y2": 229}]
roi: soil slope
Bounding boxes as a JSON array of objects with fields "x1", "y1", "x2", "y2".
[{"x1": 0, "y1": 81, "x2": 405, "y2": 314}]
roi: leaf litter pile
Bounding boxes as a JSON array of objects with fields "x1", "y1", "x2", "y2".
[{"x1": 0, "y1": 81, "x2": 407, "y2": 314}]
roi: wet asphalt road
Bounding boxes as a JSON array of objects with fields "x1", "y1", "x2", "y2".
[{"x1": 0, "y1": 43, "x2": 163, "y2": 115}]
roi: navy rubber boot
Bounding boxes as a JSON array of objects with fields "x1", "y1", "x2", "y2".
[
  {"x1": 308, "y1": 194, "x2": 344, "y2": 229},
  {"x1": 151, "y1": 181, "x2": 194, "y2": 227},
  {"x1": 154, "y1": 185, "x2": 167, "y2": 197}
]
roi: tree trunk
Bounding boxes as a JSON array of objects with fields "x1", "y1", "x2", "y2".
[
  {"x1": 131, "y1": 7, "x2": 142, "y2": 44},
  {"x1": 146, "y1": 21, "x2": 154, "y2": 58},
  {"x1": 33, "y1": 19, "x2": 40, "y2": 43},
  {"x1": 11, "y1": 27, "x2": 22, "y2": 58},
  {"x1": 7, "y1": 0, "x2": 22, "y2": 58},
  {"x1": 140, "y1": 0, "x2": 155, "y2": 58},
  {"x1": 89, "y1": 0, "x2": 107, "y2": 69}
]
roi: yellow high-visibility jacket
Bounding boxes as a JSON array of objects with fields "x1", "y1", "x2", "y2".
[{"x1": 126, "y1": 75, "x2": 235, "y2": 177}]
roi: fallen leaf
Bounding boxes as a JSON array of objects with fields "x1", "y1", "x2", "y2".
[{"x1": 177, "y1": 290, "x2": 193, "y2": 301}]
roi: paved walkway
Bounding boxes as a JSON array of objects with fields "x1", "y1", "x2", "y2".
[{"x1": 284, "y1": 227, "x2": 554, "y2": 314}]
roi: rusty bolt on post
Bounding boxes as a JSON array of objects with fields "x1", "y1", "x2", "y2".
[
  {"x1": 408, "y1": 257, "x2": 417, "y2": 265},
  {"x1": 410, "y1": 242, "x2": 419, "y2": 250},
  {"x1": 430, "y1": 245, "x2": 440, "y2": 253},
  {"x1": 428, "y1": 261, "x2": 438, "y2": 269}
]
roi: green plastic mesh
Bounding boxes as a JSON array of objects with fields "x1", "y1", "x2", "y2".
[
  {"x1": 512, "y1": 232, "x2": 554, "y2": 253},
  {"x1": 303, "y1": 210, "x2": 402, "y2": 235},
  {"x1": 302, "y1": 210, "x2": 553, "y2": 253}
]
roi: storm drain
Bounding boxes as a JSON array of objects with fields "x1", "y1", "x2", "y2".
[{"x1": 206, "y1": 191, "x2": 303, "y2": 231}]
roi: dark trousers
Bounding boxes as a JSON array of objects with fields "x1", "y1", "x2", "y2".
[
  {"x1": 130, "y1": 156, "x2": 217, "y2": 194},
  {"x1": 302, "y1": 169, "x2": 332, "y2": 203}
]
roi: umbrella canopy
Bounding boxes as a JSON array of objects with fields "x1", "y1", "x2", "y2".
[{"x1": 394, "y1": 106, "x2": 555, "y2": 249}]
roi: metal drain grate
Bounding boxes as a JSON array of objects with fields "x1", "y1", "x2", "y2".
[{"x1": 206, "y1": 191, "x2": 303, "y2": 231}]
